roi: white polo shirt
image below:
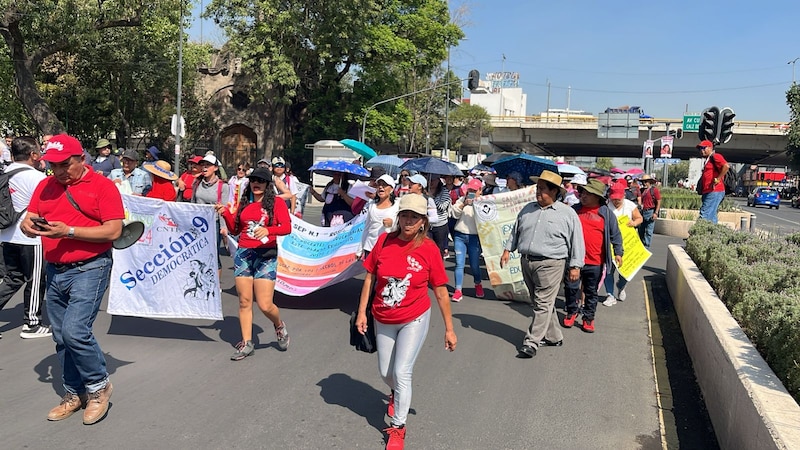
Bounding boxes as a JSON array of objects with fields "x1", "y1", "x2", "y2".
[{"x1": 0, "y1": 162, "x2": 46, "y2": 245}]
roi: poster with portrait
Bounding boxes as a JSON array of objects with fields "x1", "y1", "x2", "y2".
[
  {"x1": 643, "y1": 140, "x2": 654, "y2": 159},
  {"x1": 660, "y1": 136, "x2": 673, "y2": 158}
]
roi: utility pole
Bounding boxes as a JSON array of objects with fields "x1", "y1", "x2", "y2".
[
  {"x1": 444, "y1": 46, "x2": 450, "y2": 160},
  {"x1": 789, "y1": 58, "x2": 799, "y2": 84},
  {"x1": 174, "y1": 3, "x2": 184, "y2": 174},
  {"x1": 500, "y1": 54, "x2": 506, "y2": 117}
]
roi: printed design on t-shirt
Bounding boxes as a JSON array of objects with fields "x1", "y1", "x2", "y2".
[
  {"x1": 245, "y1": 208, "x2": 269, "y2": 240},
  {"x1": 381, "y1": 273, "x2": 412, "y2": 308},
  {"x1": 407, "y1": 255, "x2": 422, "y2": 272}
]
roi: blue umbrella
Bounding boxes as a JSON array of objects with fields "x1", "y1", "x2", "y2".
[
  {"x1": 340, "y1": 139, "x2": 378, "y2": 161},
  {"x1": 364, "y1": 154, "x2": 405, "y2": 177},
  {"x1": 491, "y1": 154, "x2": 558, "y2": 181},
  {"x1": 400, "y1": 157, "x2": 462, "y2": 176},
  {"x1": 308, "y1": 159, "x2": 371, "y2": 178}
]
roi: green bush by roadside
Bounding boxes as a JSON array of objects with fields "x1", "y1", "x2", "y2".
[
  {"x1": 659, "y1": 188, "x2": 737, "y2": 212},
  {"x1": 686, "y1": 221, "x2": 800, "y2": 403}
]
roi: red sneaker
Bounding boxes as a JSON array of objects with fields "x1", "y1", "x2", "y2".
[
  {"x1": 582, "y1": 318, "x2": 595, "y2": 333},
  {"x1": 563, "y1": 313, "x2": 578, "y2": 328},
  {"x1": 387, "y1": 390, "x2": 395, "y2": 417},
  {"x1": 474, "y1": 283, "x2": 484, "y2": 298},
  {"x1": 384, "y1": 425, "x2": 406, "y2": 450},
  {"x1": 452, "y1": 289, "x2": 463, "y2": 302}
]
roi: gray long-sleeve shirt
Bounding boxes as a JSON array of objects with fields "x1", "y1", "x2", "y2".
[{"x1": 505, "y1": 200, "x2": 585, "y2": 269}]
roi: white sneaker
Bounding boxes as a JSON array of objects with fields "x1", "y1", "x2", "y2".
[
  {"x1": 602, "y1": 295, "x2": 617, "y2": 307},
  {"x1": 20, "y1": 324, "x2": 53, "y2": 339},
  {"x1": 618, "y1": 289, "x2": 627, "y2": 301}
]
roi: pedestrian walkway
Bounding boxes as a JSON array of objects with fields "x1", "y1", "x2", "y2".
[{"x1": 0, "y1": 204, "x2": 714, "y2": 449}]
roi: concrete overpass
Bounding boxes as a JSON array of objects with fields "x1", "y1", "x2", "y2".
[{"x1": 470, "y1": 116, "x2": 790, "y2": 165}]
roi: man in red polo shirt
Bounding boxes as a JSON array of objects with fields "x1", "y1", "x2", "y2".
[{"x1": 20, "y1": 134, "x2": 124, "y2": 425}]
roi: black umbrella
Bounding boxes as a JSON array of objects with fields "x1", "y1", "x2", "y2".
[{"x1": 482, "y1": 152, "x2": 519, "y2": 166}]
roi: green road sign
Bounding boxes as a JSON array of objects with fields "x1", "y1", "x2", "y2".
[{"x1": 683, "y1": 114, "x2": 701, "y2": 132}]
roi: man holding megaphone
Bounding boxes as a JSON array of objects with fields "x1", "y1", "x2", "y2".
[{"x1": 20, "y1": 134, "x2": 124, "y2": 426}]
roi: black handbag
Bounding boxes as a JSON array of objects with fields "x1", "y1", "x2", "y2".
[{"x1": 349, "y1": 304, "x2": 377, "y2": 353}]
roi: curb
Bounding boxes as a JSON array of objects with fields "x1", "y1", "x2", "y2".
[{"x1": 665, "y1": 245, "x2": 800, "y2": 449}]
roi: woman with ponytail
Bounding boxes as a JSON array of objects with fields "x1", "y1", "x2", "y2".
[{"x1": 216, "y1": 168, "x2": 292, "y2": 361}]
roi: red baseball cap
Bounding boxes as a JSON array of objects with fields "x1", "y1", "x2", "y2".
[
  {"x1": 41, "y1": 134, "x2": 84, "y2": 163},
  {"x1": 188, "y1": 155, "x2": 203, "y2": 164},
  {"x1": 696, "y1": 139, "x2": 713, "y2": 149}
]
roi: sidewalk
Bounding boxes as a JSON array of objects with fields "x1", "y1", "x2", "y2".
[{"x1": 0, "y1": 205, "x2": 716, "y2": 449}]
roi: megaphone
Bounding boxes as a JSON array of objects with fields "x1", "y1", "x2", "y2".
[{"x1": 113, "y1": 220, "x2": 145, "y2": 250}]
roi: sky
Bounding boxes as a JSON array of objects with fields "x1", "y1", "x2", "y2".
[{"x1": 189, "y1": 0, "x2": 799, "y2": 123}]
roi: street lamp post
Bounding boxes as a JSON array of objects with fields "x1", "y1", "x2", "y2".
[
  {"x1": 361, "y1": 78, "x2": 465, "y2": 146},
  {"x1": 174, "y1": 4, "x2": 185, "y2": 174},
  {"x1": 789, "y1": 58, "x2": 799, "y2": 85}
]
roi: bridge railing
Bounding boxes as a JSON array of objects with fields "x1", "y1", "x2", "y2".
[{"x1": 489, "y1": 115, "x2": 788, "y2": 130}]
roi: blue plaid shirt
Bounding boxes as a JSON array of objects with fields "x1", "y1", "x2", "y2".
[{"x1": 108, "y1": 167, "x2": 152, "y2": 195}]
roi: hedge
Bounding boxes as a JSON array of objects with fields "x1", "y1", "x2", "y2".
[
  {"x1": 686, "y1": 221, "x2": 800, "y2": 403},
  {"x1": 659, "y1": 188, "x2": 737, "y2": 212}
]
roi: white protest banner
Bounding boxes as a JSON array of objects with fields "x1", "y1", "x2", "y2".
[
  {"x1": 275, "y1": 213, "x2": 367, "y2": 296},
  {"x1": 108, "y1": 195, "x2": 223, "y2": 320},
  {"x1": 473, "y1": 187, "x2": 537, "y2": 303}
]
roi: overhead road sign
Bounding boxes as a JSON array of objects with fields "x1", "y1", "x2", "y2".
[{"x1": 683, "y1": 115, "x2": 700, "y2": 132}]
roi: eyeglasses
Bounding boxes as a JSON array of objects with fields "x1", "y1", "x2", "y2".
[
  {"x1": 237, "y1": 168, "x2": 245, "y2": 172},
  {"x1": 273, "y1": 163, "x2": 285, "y2": 168},
  {"x1": 400, "y1": 174, "x2": 409, "y2": 178}
]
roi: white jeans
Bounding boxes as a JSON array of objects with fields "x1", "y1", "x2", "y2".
[{"x1": 375, "y1": 308, "x2": 431, "y2": 426}]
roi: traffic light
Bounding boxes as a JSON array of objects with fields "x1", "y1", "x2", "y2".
[
  {"x1": 699, "y1": 106, "x2": 720, "y2": 142},
  {"x1": 468, "y1": 69, "x2": 480, "y2": 91},
  {"x1": 717, "y1": 107, "x2": 736, "y2": 144}
]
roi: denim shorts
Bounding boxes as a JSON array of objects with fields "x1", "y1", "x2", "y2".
[{"x1": 233, "y1": 247, "x2": 278, "y2": 280}]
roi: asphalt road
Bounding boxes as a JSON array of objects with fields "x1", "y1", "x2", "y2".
[
  {"x1": 731, "y1": 197, "x2": 800, "y2": 235},
  {"x1": 0, "y1": 205, "x2": 716, "y2": 449}
]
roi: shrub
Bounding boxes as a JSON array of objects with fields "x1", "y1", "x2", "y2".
[
  {"x1": 660, "y1": 187, "x2": 737, "y2": 212},
  {"x1": 687, "y1": 222, "x2": 800, "y2": 402}
]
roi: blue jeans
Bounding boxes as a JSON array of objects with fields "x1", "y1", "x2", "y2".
[
  {"x1": 453, "y1": 231, "x2": 481, "y2": 289},
  {"x1": 376, "y1": 308, "x2": 431, "y2": 427},
  {"x1": 639, "y1": 208, "x2": 655, "y2": 248},
  {"x1": 699, "y1": 191, "x2": 725, "y2": 224},
  {"x1": 565, "y1": 264, "x2": 603, "y2": 321},
  {"x1": 603, "y1": 264, "x2": 628, "y2": 297},
  {"x1": 46, "y1": 254, "x2": 113, "y2": 395}
]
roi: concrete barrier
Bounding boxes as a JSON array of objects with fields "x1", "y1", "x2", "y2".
[{"x1": 666, "y1": 245, "x2": 800, "y2": 449}]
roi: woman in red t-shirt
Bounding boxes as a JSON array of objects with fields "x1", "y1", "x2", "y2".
[
  {"x1": 355, "y1": 193, "x2": 457, "y2": 449},
  {"x1": 143, "y1": 160, "x2": 178, "y2": 202},
  {"x1": 217, "y1": 168, "x2": 292, "y2": 361}
]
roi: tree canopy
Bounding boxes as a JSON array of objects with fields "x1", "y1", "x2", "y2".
[
  {"x1": 0, "y1": 0, "x2": 211, "y2": 150},
  {"x1": 205, "y1": 0, "x2": 464, "y2": 159},
  {"x1": 785, "y1": 83, "x2": 800, "y2": 169}
]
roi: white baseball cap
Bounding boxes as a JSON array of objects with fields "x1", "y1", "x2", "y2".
[{"x1": 376, "y1": 174, "x2": 396, "y2": 188}]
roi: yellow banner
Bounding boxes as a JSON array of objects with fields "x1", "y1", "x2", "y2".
[
  {"x1": 613, "y1": 215, "x2": 651, "y2": 280},
  {"x1": 473, "y1": 187, "x2": 537, "y2": 303}
]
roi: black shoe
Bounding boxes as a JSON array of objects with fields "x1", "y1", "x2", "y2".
[
  {"x1": 517, "y1": 345, "x2": 536, "y2": 358},
  {"x1": 541, "y1": 339, "x2": 563, "y2": 347}
]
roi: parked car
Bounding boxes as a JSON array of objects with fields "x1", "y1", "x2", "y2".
[{"x1": 747, "y1": 187, "x2": 780, "y2": 209}]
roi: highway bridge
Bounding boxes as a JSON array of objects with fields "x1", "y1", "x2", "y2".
[{"x1": 470, "y1": 116, "x2": 790, "y2": 165}]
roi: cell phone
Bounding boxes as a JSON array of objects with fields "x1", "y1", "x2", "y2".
[
  {"x1": 31, "y1": 217, "x2": 49, "y2": 225},
  {"x1": 467, "y1": 192, "x2": 476, "y2": 200}
]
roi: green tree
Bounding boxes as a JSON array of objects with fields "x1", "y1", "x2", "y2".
[
  {"x1": 786, "y1": 83, "x2": 800, "y2": 169},
  {"x1": 0, "y1": 0, "x2": 211, "y2": 151},
  {"x1": 447, "y1": 103, "x2": 492, "y2": 152},
  {"x1": 205, "y1": 0, "x2": 463, "y2": 158},
  {"x1": 669, "y1": 160, "x2": 690, "y2": 186},
  {"x1": 595, "y1": 157, "x2": 614, "y2": 171}
]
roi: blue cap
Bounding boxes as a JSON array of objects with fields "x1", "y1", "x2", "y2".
[{"x1": 146, "y1": 146, "x2": 160, "y2": 159}]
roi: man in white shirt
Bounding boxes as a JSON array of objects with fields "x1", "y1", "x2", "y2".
[{"x1": 0, "y1": 136, "x2": 50, "y2": 339}]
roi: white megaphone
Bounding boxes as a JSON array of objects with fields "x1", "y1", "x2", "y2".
[{"x1": 113, "y1": 219, "x2": 145, "y2": 250}]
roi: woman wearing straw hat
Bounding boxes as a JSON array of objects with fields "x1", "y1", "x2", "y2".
[{"x1": 142, "y1": 160, "x2": 178, "y2": 202}]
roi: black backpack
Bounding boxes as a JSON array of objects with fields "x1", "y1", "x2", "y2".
[
  {"x1": 723, "y1": 168, "x2": 738, "y2": 195},
  {"x1": 0, "y1": 167, "x2": 32, "y2": 229}
]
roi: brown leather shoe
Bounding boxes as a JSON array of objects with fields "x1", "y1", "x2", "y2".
[
  {"x1": 47, "y1": 392, "x2": 87, "y2": 421},
  {"x1": 83, "y1": 382, "x2": 113, "y2": 425}
]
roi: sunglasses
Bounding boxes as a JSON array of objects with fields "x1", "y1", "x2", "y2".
[
  {"x1": 273, "y1": 163, "x2": 285, "y2": 168},
  {"x1": 237, "y1": 167, "x2": 245, "y2": 172},
  {"x1": 250, "y1": 177, "x2": 269, "y2": 183}
]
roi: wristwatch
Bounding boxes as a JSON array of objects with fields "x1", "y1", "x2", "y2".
[{"x1": 67, "y1": 227, "x2": 75, "y2": 238}]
